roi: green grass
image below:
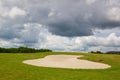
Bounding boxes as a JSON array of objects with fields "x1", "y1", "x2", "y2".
[{"x1": 0, "y1": 52, "x2": 120, "y2": 80}]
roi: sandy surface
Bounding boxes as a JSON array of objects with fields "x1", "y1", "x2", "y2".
[{"x1": 23, "y1": 55, "x2": 111, "y2": 69}]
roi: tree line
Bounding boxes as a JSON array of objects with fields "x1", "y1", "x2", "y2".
[
  {"x1": 90, "y1": 51, "x2": 120, "y2": 54},
  {"x1": 0, "y1": 47, "x2": 52, "y2": 53}
]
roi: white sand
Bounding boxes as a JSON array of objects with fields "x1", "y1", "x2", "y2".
[{"x1": 23, "y1": 55, "x2": 111, "y2": 69}]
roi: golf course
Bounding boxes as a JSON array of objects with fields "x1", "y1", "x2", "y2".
[
  {"x1": 0, "y1": 0, "x2": 120, "y2": 80},
  {"x1": 0, "y1": 52, "x2": 119, "y2": 80}
]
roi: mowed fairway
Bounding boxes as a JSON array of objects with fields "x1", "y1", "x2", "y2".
[{"x1": 0, "y1": 52, "x2": 120, "y2": 80}]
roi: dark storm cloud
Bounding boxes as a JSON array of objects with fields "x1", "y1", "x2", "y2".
[
  {"x1": 48, "y1": 21, "x2": 93, "y2": 36},
  {"x1": 47, "y1": 0, "x2": 120, "y2": 36},
  {"x1": 0, "y1": 0, "x2": 120, "y2": 39}
]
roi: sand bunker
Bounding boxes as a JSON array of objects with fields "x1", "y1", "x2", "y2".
[{"x1": 23, "y1": 55, "x2": 111, "y2": 69}]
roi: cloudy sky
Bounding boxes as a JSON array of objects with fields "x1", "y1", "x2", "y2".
[{"x1": 0, "y1": 0, "x2": 120, "y2": 52}]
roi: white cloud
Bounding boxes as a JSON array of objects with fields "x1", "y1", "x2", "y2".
[
  {"x1": 48, "y1": 8, "x2": 55, "y2": 17},
  {"x1": 75, "y1": 33, "x2": 120, "y2": 52},
  {"x1": 39, "y1": 35, "x2": 84, "y2": 51},
  {"x1": 107, "y1": 7, "x2": 120, "y2": 21},
  {"x1": 38, "y1": 33, "x2": 120, "y2": 52},
  {"x1": 3, "y1": 7, "x2": 26, "y2": 18},
  {"x1": 21, "y1": 23, "x2": 45, "y2": 43},
  {"x1": 88, "y1": 46, "x2": 120, "y2": 52},
  {"x1": 0, "y1": 39, "x2": 12, "y2": 48},
  {"x1": 9, "y1": 7, "x2": 26, "y2": 18}
]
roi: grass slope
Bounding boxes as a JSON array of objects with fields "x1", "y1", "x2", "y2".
[{"x1": 0, "y1": 52, "x2": 120, "y2": 80}]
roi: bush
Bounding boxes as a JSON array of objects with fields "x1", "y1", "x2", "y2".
[
  {"x1": 90, "y1": 51, "x2": 103, "y2": 54},
  {"x1": 106, "y1": 51, "x2": 120, "y2": 54}
]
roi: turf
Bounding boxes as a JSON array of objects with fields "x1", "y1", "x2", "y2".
[{"x1": 0, "y1": 52, "x2": 120, "y2": 80}]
